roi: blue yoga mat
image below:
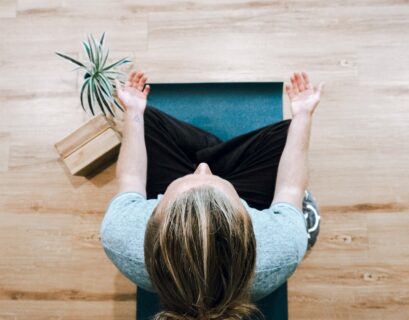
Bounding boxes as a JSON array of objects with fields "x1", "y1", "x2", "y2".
[
  {"x1": 138, "y1": 81, "x2": 287, "y2": 320},
  {"x1": 147, "y1": 82, "x2": 283, "y2": 141}
]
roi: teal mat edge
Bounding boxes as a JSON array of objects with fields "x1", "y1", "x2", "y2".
[{"x1": 146, "y1": 81, "x2": 283, "y2": 141}]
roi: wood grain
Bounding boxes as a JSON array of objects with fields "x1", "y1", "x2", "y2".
[
  {"x1": 0, "y1": 0, "x2": 408, "y2": 319},
  {"x1": 63, "y1": 128, "x2": 121, "y2": 176},
  {"x1": 55, "y1": 115, "x2": 113, "y2": 158}
]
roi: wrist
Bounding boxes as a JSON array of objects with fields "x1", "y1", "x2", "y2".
[
  {"x1": 292, "y1": 112, "x2": 313, "y2": 122},
  {"x1": 125, "y1": 111, "x2": 144, "y2": 125}
]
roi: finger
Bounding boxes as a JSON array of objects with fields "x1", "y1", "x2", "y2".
[
  {"x1": 138, "y1": 75, "x2": 148, "y2": 91},
  {"x1": 132, "y1": 72, "x2": 144, "y2": 89},
  {"x1": 302, "y1": 72, "x2": 312, "y2": 90},
  {"x1": 133, "y1": 71, "x2": 143, "y2": 87},
  {"x1": 290, "y1": 75, "x2": 299, "y2": 93},
  {"x1": 143, "y1": 84, "x2": 151, "y2": 96},
  {"x1": 295, "y1": 72, "x2": 305, "y2": 91},
  {"x1": 285, "y1": 84, "x2": 294, "y2": 99},
  {"x1": 316, "y1": 82, "x2": 325, "y2": 94},
  {"x1": 128, "y1": 70, "x2": 136, "y2": 83}
]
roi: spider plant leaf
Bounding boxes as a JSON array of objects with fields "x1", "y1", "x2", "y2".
[
  {"x1": 87, "y1": 36, "x2": 95, "y2": 66},
  {"x1": 100, "y1": 32, "x2": 106, "y2": 46},
  {"x1": 92, "y1": 34, "x2": 104, "y2": 71},
  {"x1": 90, "y1": 78, "x2": 102, "y2": 115},
  {"x1": 80, "y1": 78, "x2": 90, "y2": 112},
  {"x1": 98, "y1": 76, "x2": 111, "y2": 96},
  {"x1": 89, "y1": 34, "x2": 100, "y2": 71},
  {"x1": 82, "y1": 41, "x2": 92, "y2": 61},
  {"x1": 103, "y1": 57, "x2": 131, "y2": 71},
  {"x1": 98, "y1": 80, "x2": 124, "y2": 113},
  {"x1": 105, "y1": 70, "x2": 124, "y2": 76},
  {"x1": 101, "y1": 48, "x2": 109, "y2": 69},
  {"x1": 114, "y1": 98, "x2": 125, "y2": 112},
  {"x1": 95, "y1": 81, "x2": 115, "y2": 116},
  {"x1": 100, "y1": 76, "x2": 122, "y2": 114},
  {"x1": 98, "y1": 83, "x2": 112, "y2": 101},
  {"x1": 106, "y1": 76, "x2": 126, "y2": 86},
  {"x1": 87, "y1": 78, "x2": 96, "y2": 116},
  {"x1": 94, "y1": 82, "x2": 108, "y2": 116},
  {"x1": 97, "y1": 45, "x2": 104, "y2": 70},
  {"x1": 94, "y1": 78, "x2": 110, "y2": 108},
  {"x1": 55, "y1": 52, "x2": 86, "y2": 68},
  {"x1": 99, "y1": 73, "x2": 115, "y2": 96}
]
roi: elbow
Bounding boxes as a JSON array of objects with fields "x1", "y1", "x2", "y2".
[
  {"x1": 100, "y1": 221, "x2": 110, "y2": 248},
  {"x1": 100, "y1": 215, "x2": 116, "y2": 249},
  {"x1": 273, "y1": 187, "x2": 305, "y2": 209}
]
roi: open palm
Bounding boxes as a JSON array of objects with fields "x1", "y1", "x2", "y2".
[
  {"x1": 285, "y1": 72, "x2": 324, "y2": 117},
  {"x1": 115, "y1": 70, "x2": 151, "y2": 114}
]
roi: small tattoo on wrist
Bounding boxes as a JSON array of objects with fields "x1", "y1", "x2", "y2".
[
  {"x1": 132, "y1": 113, "x2": 141, "y2": 122},
  {"x1": 127, "y1": 112, "x2": 143, "y2": 123}
]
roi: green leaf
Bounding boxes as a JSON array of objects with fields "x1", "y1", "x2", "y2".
[
  {"x1": 95, "y1": 81, "x2": 115, "y2": 116},
  {"x1": 103, "y1": 57, "x2": 131, "y2": 71},
  {"x1": 113, "y1": 99, "x2": 125, "y2": 112},
  {"x1": 90, "y1": 34, "x2": 100, "y2": 71},
  {"x1": 97, "y1": 77, "x2": 124, "y2": 113},
  {"x1": 98, "y1": 83, "x2": 113, "y2": 101},
  {"x1": 100, "y1": 32, "x2": 106, "y2": 46},
  {"x1": 101, "y1": 48, "x2": 109, "y2": 69},
  {"x1": 97, "y1": 45, "x2": 104, "y2": 70},
  {"x1": 92, "y1": 33, "x2": 104, "y2": 71},
  {"x1": 87, "y1": 78, "x2": 96, "y2": 116},
  {"x1": 80, "y1": 79, "x2": 90, "y2": 112},
  {"x1": 105, "y1": 70, "x2": 124, "y2": 76},
  {"x1": 90, "y1": 78, "x2": 102, "y2": 115},
  {"x1": 99, "y1": 73, "x2": 114, "y2": 95},
  {"x1": 101, "y1": 79, "x2": 122, "y2": 110},
  {"x1": 100, "y1": 86, "x2": 120, "y2": 113},
  {"x1": 55, "y1": 52, "x2": 86, "y2": 68},
  {"x1": 82, "y1": 41, "x2": 92, "y2": 61},
  {"x1": 94, "y1": 82, "x2": 108, "y2": 116},
  {"x1": 87, "y1": 35, "x2": 95, "y2": 65}
]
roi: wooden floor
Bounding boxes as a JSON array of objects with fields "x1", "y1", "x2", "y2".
[{"x1": 1, "y1": 0, "x2": 408, "y2": 319}]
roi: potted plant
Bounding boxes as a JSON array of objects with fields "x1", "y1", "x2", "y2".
[{"x1": 54, "y1": 33, "x2": 130, "y2": 176}]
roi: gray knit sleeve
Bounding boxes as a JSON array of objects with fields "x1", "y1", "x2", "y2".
[
  {"x1": 100, "y1": 192, "x2": 157, "y2": 292},
  {"x1": 246, "y1": 201, "x2": 309, "y2": 301}
]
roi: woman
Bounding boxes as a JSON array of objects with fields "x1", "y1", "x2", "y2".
[{"x1": 101, "y1": 71, "x2": 323, "y2": 319}]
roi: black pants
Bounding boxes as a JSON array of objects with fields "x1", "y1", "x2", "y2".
[{"x1": 143, "y1": 106, "x2": 291, "y2": 211}]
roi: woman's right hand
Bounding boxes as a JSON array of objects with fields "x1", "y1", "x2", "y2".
[
  {"x1": 115, "y1": 70, "x2": 151, "y2": 117},
  {"x1": 285, "y1": 72, "x2": 324, "y2": 118}
]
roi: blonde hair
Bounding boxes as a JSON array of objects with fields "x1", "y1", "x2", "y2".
[{"x1": 144, "y1": 185, "x2": 261, "y2": 320}]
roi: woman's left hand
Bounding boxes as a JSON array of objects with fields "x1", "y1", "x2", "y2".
[{"x1": 115, "y1": 70, "x2": 151, "y2": 115}]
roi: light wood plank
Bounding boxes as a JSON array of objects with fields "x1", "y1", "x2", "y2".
[
  {"x1": 1, "y1": 0, "x2": 409, "y2": 319},
  {"x1": 0, "y1": 132, "x2": 10, "y2": 171},
  {"x1": 0, "y1": 0, "x2": 16, "y2": 18}
]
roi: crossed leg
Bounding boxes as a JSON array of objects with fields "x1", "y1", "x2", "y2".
[
  {"x1": 143, "y1": 105, "x2": 222, "y2": 199},
  {"x1": 143, "y1": 105, "x2": 290, "y2": 210}
]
